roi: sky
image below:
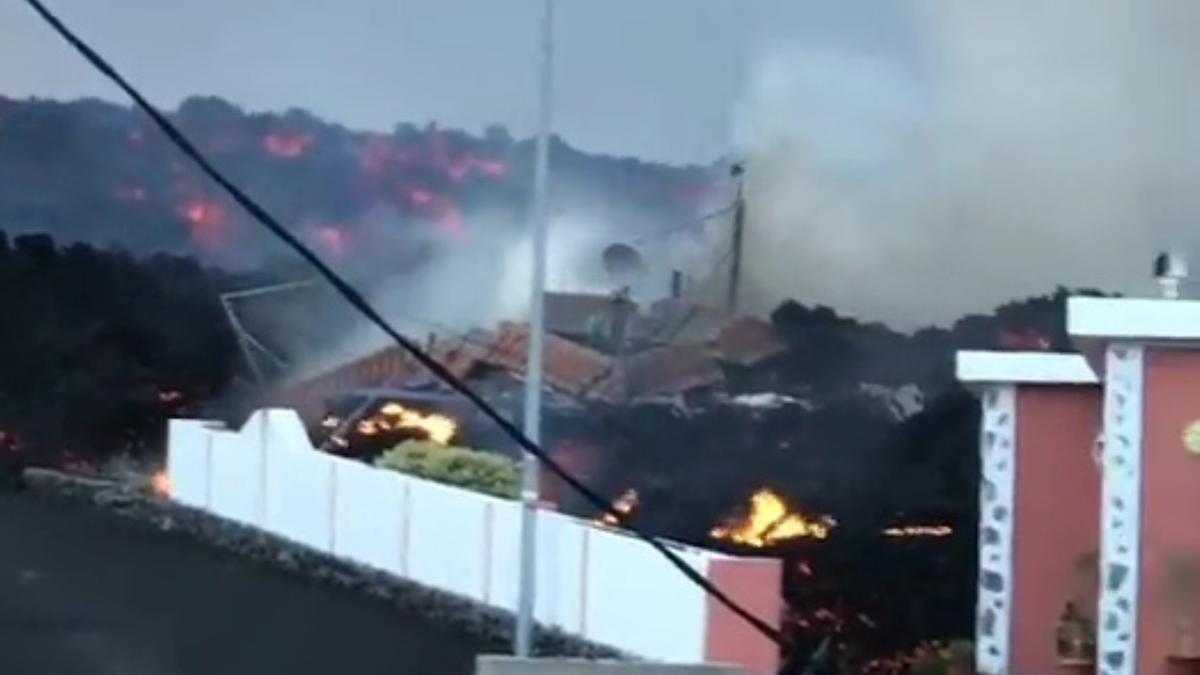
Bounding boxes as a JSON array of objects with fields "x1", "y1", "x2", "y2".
[{"x1": 0, "y1": 0, "x2": 919, "y2": 165}]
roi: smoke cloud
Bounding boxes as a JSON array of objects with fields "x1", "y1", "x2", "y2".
[
  {"x1": 736, "y1": 1, "x2": 1200, "y2": 327},
  {"x1": 298, "y1": 207, "x2": 668, "y2": 376}
]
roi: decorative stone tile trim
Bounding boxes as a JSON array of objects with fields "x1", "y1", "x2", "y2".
[
  {"x1": 1097, "y1": 343, "x2": 1143, "y2": 675},
  {"x1": 976, "y1": 384, "x2": 1016, "y2": 675}
]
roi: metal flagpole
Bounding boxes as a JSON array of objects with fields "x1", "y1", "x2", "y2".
[{"x1": 515, "y1": 0, "x2": 554, "y2": 657}]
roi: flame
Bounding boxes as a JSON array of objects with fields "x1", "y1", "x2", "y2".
[
  {"x1": 150, "y1": 470, "x2": 170, "y2": 498},
  {"x1": 596, "y1": 488, "x2": 639, "y2": 527},
  {"x1": 709, "y1": 489, "x2": 835, "y2": 547},
  {"x1": 263, "y1": 131, "x2": 313, "y2": 158},
  {"x1": 882, "y1": 524, "x2": 954, "y2": 538},
  {"x1": 378, "y1": 402, "x2": 457, "y2": 445}
]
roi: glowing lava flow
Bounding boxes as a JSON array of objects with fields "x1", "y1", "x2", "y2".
[
  {"x1": 263, "y1": 131, "x2": 313, "y2": 158},
  {"x1": 149, "y1": 470, "x2": 170, "y2": 498},
  {"x1": 882, "y1": 525, "x2": 954, "y2": 538},
  {"x1": 177, "y1": 199, "x2": 230, "y2": 250},
  {"x1": 710, "y1": 489, "x2": 835, "y2": 547},
  {"x1": 403, "y1": 186, "x2": 464, "y2": 234}
]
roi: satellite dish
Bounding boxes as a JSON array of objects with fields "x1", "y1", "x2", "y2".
[{"x1": 601, "y1": 243, "x2": 646, "y2": 287}]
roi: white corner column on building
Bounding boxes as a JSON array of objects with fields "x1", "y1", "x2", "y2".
[
  {"x1": 956, "y1": 350, "x2": 1102, "y2": 675},
  {"x1": 1068, "y1": 295, "x2": 1200, "y2": 675}
]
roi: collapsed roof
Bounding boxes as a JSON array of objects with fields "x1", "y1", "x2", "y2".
[{"x1": 272, "y1": 294, "x2": 788, "y2": 417}]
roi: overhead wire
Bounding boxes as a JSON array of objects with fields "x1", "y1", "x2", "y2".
[{"x1": 18, "y1": 0, "x2": 783, "y2": 645}]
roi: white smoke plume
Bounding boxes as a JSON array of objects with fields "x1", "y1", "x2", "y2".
[
  {"x1": 298, "y1": 208, "x2": 661, "y2": 376},
  {"x1": 736, "y1": 1, "x2": 1200, "y2": 327}
]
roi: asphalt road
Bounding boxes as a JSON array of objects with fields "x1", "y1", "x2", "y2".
[{"x1": 0, "y1": 490, "x2": 501, "y2": 675}]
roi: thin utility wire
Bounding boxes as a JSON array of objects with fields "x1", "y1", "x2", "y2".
[{"x1": 19, "y1": 0, "x2": 783, "y2": 645}]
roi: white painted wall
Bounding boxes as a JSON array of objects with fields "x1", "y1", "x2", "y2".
[
  {"x1": 165, "y1": 409, "x2": 748, "y2": 664},
  {"x1": 166, "y1": 419, "x2": 220, "y2": 509},
  {"x1": 265, "y1": 439, "x2": 334, "y2": 551},
  {"x1": 209, "y1": 430, "x2": 263, "y2": 527},
  {"x1": 584, "y1": 528, "x2": 710, "y2": 662},
  {"x1": 330, "y1": 456, "x2": 407, "y2": 574}
]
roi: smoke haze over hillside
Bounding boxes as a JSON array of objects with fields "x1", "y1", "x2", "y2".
[{"x1": 737, "y1": 0, "x2": 1200, "y2": 327}]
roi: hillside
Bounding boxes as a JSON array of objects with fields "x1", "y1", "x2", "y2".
[{"x1": 0, "y1": 95, "x2": 712, "y2": 272}]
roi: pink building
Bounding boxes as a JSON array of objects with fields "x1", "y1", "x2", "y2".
[
  {"x1": 960, "y1": 293, "x2": 1200, "y2": 675},
  {"x1": 957, "y1": 350, "x2": 1102, "y2": 675}
]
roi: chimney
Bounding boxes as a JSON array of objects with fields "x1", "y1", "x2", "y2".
[
  {"x1": 670, "y1": 270, "x2": 684, "y2": 299},
  {"x1": 1154, "y1": 251, "x2": 1188, "y2": 299}
]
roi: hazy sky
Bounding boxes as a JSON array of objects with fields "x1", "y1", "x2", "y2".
[{"x1": 0, "y1": 0, "x2": 919, "y2": 165}]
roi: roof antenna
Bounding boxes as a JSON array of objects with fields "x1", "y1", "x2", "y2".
[{"x1": 1154, "y1": 251, "x2": 1188, "y2": 300}]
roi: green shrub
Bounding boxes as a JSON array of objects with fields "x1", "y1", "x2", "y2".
[{"x1": 375, "y1": 440, "x2": 520, "y2": 499}]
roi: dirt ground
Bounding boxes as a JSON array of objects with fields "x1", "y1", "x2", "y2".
[{"x1": 0, "y1": 490, "x2": 502, "y2": 675}]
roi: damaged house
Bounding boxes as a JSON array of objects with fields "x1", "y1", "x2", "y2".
[{"x1": 270, "y1": 289, "x2": 790, "y2": 509}]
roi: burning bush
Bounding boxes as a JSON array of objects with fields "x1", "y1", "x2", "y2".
[{"x1": 376, "y1": 440, "x2": 518, "y2": 499}]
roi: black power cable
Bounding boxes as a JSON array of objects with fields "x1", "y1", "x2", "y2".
[{"x1": 19, "y1": 0, "x2": 784, "y2": 646}]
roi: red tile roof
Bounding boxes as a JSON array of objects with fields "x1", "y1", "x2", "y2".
[{"x1": 274, "y1": 313, "x2": 784, "y2": 413}]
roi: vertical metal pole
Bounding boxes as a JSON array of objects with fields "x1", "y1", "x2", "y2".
[
  {"x1": 727, "y1": 174, "x2": 746, "y2": 314},
  {"x1": 515, "y1": 0, "x2": 554, "y2": 657}
]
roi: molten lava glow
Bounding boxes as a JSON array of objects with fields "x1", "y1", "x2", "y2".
[
  {"x1": 150, "y1": 470, "x2": 170, "y2": 498},
  {"x1": 709, "y1": 489, "x2": 835, "y2": 547},
  {"x1": 443, "y1": 156, "x2": 508, "y2": 183},
  {"x1": 358, "y1": 131, "x2": 506, "y2": 187},
  {"x1": 403, "y1": 187, "x2": 464, "y2": 234},
  {"x1": 596, "y1": 488, "x2": 639, "y2": 527},
  {"x1": 314, "y1": 225, "x2": 347, "y2": 256},
  {"x1": 378, "y1": 402, "x2": 457, "y2": 445},
  {"x1": 177, "y1": 199, "x2": 230, "y2": 249},
  {"x1": 882, "y1": 524, "x2": 953, "y2": 538},
  {"x1": 263, "y1": 131, "x2": 313, "y2": 158}
]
